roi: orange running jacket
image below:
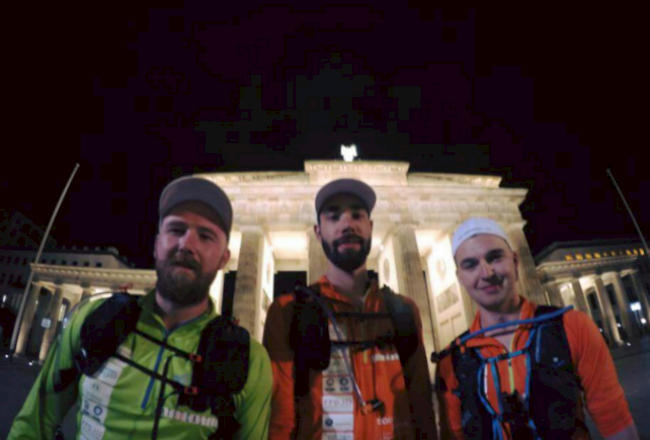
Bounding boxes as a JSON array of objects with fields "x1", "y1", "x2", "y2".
[{"x1": 263, "y1": 276, "x2": 438, "y2": 440}]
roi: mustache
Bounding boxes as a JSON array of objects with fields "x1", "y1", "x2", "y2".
[
  {"x1": 481, "y1": 273, "x2": 504, "y2": 286},
  {"x1": 333, "y1": 235, "x2": 364, "y2": 246},
  {"x1": 167, "y1": 254, "x2": 200, "y2": 270}
]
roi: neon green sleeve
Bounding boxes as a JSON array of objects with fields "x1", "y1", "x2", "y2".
[
  {"x1": 8, "y1": 300, "x2": 101, "y2": 440},
  {"x1": 233, "y1": 339, "x2": 272, "y2": 440}
]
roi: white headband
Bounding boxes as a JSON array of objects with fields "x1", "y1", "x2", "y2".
[{"x1": 452, "y1": 217, "x2": 512, "y2": 256}]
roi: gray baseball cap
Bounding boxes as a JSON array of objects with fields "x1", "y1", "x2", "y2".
[
  {"x1": 158, "y1": 176, "x2": 233, "y2": 237},
  {"x1": 315, "y1": 178, "x2": 376, "y2": 216}
]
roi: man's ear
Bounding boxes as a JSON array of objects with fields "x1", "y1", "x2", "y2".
[
  {"x1": 513, "y1": 251, "x2": 520, "y2": 281},
  {"x1": 314, "y1": 224, "x2": 322, "y2": 241},
  {"x1": 217, "y1": 249, "x2": 231, "y2": 271}
]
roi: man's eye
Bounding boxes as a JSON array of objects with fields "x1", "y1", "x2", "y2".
[{"x1": 200, "y1": 234, "x2": 214, "y2": 241}]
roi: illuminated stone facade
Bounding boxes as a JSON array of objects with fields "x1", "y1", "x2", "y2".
[{"x1": 537, "y1": 240, "x2": 650, "y2": 345}]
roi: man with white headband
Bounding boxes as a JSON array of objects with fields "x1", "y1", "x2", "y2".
[{"x1": 435, "y1": 217, "x2": 639, "y2": 440}]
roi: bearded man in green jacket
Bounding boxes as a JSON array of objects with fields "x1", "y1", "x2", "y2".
[{"x1": 9, "y1": 176, "x2": 272, "y2": 440}]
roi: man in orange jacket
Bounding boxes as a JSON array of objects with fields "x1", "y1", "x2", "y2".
[
  {"x1": 435, "y1": 217, "x2": 639, "y2": 440},
  {"x1": 263, "y1": 178, "x2": 438, "y2": 440}
]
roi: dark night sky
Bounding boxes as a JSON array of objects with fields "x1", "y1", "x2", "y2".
[{"x1": 3, "y1": 4, "x2": 647, "y2": 269}]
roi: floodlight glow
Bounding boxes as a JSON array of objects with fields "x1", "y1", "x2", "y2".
[
  {"x1": 341, "y1": 145, "x2": 358, "y2": 162},
  {"x1": 617, "y1": 323, "x2": 622, "y2": 328},
  {"x1": 641, "y1": 318, "x2": 647, "y2": 324},
  {"x1": 630, "y1": 302, "x2": 641, "y2": 312}
]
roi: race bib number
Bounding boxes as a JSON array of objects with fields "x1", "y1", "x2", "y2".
[
  {"x1": 323, "y1": 395, "x2": 354, "y2": 412},
  {"x1": 80, "y1": 414, "x2": 106, "y2": 440},
  {"x1": 322, "y1": 433, "x2": 354, "y2": 440}
]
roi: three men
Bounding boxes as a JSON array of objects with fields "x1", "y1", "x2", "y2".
[
  {"x1": 436, "y1": 217, "x2": 639, "y2": 440},
  {"x1": 9, "y1": 176, "x2": 272, "y2": 440},
  {"x1": 263, "y1": 179, "x2": 437, "y2": 440}
]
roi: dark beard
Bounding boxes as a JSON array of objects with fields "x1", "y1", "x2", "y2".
[
  {"x1": 321, "y1": 234, "x2": 371, "y2": 273},
  {"x1": 155, "y1": 253, "x2": 217, "y2": 307}
]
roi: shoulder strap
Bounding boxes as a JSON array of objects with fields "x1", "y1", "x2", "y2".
[
  {"x1": 77, "y1": 292, "x2": 142, "y2": 376},
  {"x1": 176, "y1": 315, "x2": 250, "y2": 439},
  {"x1": 382, "y1": 286, "x2": 420, "y2": 388},
  {"x1": 291, "y1": 283, "x2": 331, "y2": 397}
]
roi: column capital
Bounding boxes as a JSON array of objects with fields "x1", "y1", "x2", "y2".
[{"x1": 237, "y1": 225, "x2": 265, "y2": 234}]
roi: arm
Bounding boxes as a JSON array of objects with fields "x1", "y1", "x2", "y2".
[
  {"x1": 8, "y1": 311, "x2": 83, "y2": 439},
  {"x1": 404, "y1": 300, "x2": 439, "y2": 440},
  {"x1": 233, "y1": 339, "x2": 273, "y2": 440},
  {"x1": 262, "y1": 299, "x2": 297, "y2": 440},
  {"x1": 564, "y1": 311, "x2": 638, "y2": 439},
  {"x1": 605, "y1": 424, "x2": 640, "y2": 440}
]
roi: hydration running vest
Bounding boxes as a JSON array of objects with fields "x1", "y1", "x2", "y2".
[
  {"x1": 288, "y1": 283, "x2": 420, "y2": 397},
  {"x1": 436, "y1": 306, "x2": 587, "y2": 440},
  {"x1": 53, "y1": 292, "x2": 250, "y2": 440}
]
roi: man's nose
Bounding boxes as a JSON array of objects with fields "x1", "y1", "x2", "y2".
[
  {"x1": 479, "y1": 260, "x2": 495, "y2": 278},
  {"x1": 339, "y1": 211, "x2": 357, "y2": 229},
  {"x1": 178, "y1": 229, "x2": 199, "y2": 251}
]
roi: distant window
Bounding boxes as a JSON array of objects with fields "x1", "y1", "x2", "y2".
[
  {"x1": 22, "y1": 258, "x2": 27, "y2": 266},
  {"x1": 603, "y1": 251, "x2": 609, "y2": 257},
  {"x1": 626, "y1": 250, "x2": 632, "y2": 256},
  {"x1": 14, "y1": 257, "x2": 20, "y2": 264},
  {"x1": 576, "y1": 254, "x2": 584, "y2": 260},
  {"x1": 626, "y1": 286, "x2": 638, "y2": 302},
  {"x1": 594, "y1": 253, "x2": 601, "y2": 258},
  {"x1": 83, "y1": 262, "x2": 90, "y2": 267},
  {"x1": 641, "y1": 249, "x2": 645, "y2": 256},
  {"x1": 0, "y1": 256, "x2": 4, "y2": 263},
  {"x1": 8, "y1": 275, "x2": 14, "y2": 284},
  {"x1": 62, "y1": 260, "x2": 67, "y2": 265},
  {"x1": 51, "y1": 259, "x2": 56, "y2": 264},
  {"x1": 96, "y1": 262, "x2": 103, "y2": 268},
  {"x1": 565, "y1": 255, "x2": 573, "y2": 261},
  {"x1": 72, "y1": 261, "x2": 78, "y2": 266},
  {"x1": 633, "y1": 249, "x2": 639, "y2": 255},
  {"x1": 41, "y1": 259, "x2": 46, "y2": 264},
  {"x1": 606, "y1": 286, "x2": 617, "y2": 306},
  {"x1": 585, "y1": 253, "x2": 592, "y2": 259},
  {"x1": 0, "y1": 274, "x2": 5, "y2": 284}
]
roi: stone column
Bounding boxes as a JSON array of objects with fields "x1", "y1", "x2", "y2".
[
  {"x1": 630, "y1": 270, "x2": 650, "y2": 330},
  {"x1": 308, "y1": 226, "x2": 328, "y2": 285},
  {"x1": 543, "y1": 281, "x2": 565, "y2": 307},
  {"x1": 232, "y1": 227, "x2": 264, "y2": 341},
  {"x1": 570, "y1": 279, "x2": 592, "y2": 319},
  {"x1": 392, "y1": 225, "x2": 437, "y2": 375},
  {"x1": 506, "y1": 224, "x2": 547, "y2": 304},
  {"x1": 209, "y1": 270, "x2": 225, "y2": 315},
  {"x1": 594, "y1": 276, "x2": 622, "y2": 345},
  {"x1": 80, "y1": 283, "x2": 93, "y2": 301},
  {"x1": 608, "y1": 272, "x2": 637, "y2": 337},
  {"x1": 39, "y1": 282, "x2": 65, "y2": 361},
  {"x1": 13, "y1": 282, "x2": 42, "y2": 355}
]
